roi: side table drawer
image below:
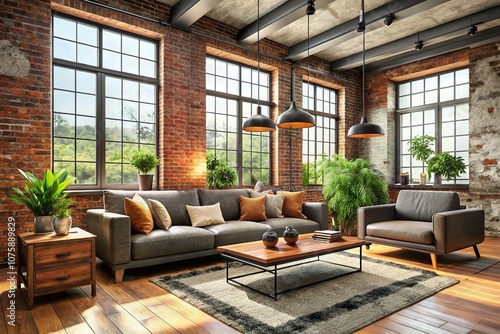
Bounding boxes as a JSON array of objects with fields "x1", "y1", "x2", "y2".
[
  {"x1": 35, "y1": 262, "x2": 92, "y2": 290},
  {"x1": 34, "y1": 240, "x2": 91, "y2": 265}
]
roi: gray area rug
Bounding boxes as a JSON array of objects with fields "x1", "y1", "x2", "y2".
[{"x1": 150, "y1": 252, "x2": 458, "y2": 334}]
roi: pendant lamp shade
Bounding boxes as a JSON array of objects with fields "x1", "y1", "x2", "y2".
[
  {"x1": 347, "y1": 0, "x2": 385, "y2": 139},
  {"x1": 276, "y1": 67, "x2": 315, "y2": 129},
  {"x1": 242, "y1": 0, "x2": 275, "y2": 133},
  {"x1": 242, "y1": 106, "x2": 276, "y2": 132},
  {"x1": 276, "y1": 101, "x2": 315, "y2": 129},
  {"x1": 347, "y1": 116, "x2": 385, "y2": 138}
]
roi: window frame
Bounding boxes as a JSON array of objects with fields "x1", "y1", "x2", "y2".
[
  {"x1": 205, "y1": 55, "x2": 273, "y2": 186},
  {"x1": 51, "y1": 13, "x2": 159, "y2": 190},
  {"x1": 395, "y1": 67, "x2": 470, "y2": 185},
  {"x1": 301, "y1": 81, "x2": 339, "y2": 186}
]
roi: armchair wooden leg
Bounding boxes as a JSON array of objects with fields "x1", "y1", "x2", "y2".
[
  {"x1": 473, "y1": 245, "x2": 480, "y2": 259},
  {"x1": 114, "y1": 269, "x2": 124, "y2": 283},
  {"x1": 430, "y1": 253, "x2": 438, "y2": 270}
]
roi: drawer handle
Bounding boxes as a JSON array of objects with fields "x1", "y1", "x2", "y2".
[
  {"x1": 56, "y1": 252, "x2": 71, "y2": 258},
  {"x1": 56, "y1": 275, "x2": 71, "y2": 281}
]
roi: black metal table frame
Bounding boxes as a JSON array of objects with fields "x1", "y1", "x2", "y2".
[{"x1": 220, "y1": 245, "x2": 363, "y2": 300}]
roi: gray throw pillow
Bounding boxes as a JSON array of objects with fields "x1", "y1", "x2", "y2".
[
  {"x1": 254, "y1": 181, "x2": 265, "y2": 192},
  {"x1": 250, "y1": 190, "x2": 285, "y2": 218}
]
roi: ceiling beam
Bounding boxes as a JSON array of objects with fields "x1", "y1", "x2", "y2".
[
  {"x1": 168, "y1": 0, "x2": 220, "y2": 31},
  {"x1": 237, "y1": 0, "x2": 331, "y2": 45},
  {"x1": 364, "y1": 25, "x2": 500, "y2": 73},
  {"x1": 330, "y1": 5, "x2": 500, "y2": 70},
  {"x1": 285, "y1": 0, "x2": 448, "y2": 63}
]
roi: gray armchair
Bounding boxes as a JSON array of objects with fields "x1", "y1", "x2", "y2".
[{"x1": 358, "y1": 190, "x2": 485, "y2": 269}]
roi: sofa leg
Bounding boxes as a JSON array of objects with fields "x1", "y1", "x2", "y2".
[
  {"x1": 114, "y1": 269, "x2": 124, "y2": 283},
  {"x1": 430, "y1": 253, "x2": 438, "y2": 270},
  {"x1": 473, "y1": 245, "x2": 481, "y2": 258}
]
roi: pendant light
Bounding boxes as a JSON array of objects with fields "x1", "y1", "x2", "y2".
[
  {"x1": 276, "y1": 0, "x2": 315, "y2": 129},
  {"x1": 242, "y1": 0, "x2": 276, "y2": 132},
  {"x1": 347, "y1": 0, "x2": 385, "y2": 139}
]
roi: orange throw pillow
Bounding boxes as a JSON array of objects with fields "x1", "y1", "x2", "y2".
[
  {"x1": 124, "y1": 196, "x2": 154, "y2": 234},
  {"x1": 277, "y1": 191, "x2": 307, "y2": 219},
  {"x1": 239, "y1": 196, "x2": 267, "y2": 221}
]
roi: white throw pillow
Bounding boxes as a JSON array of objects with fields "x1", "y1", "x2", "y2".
[{"x1": 186, "y1": 202, "x2": 225, "y2": 227}]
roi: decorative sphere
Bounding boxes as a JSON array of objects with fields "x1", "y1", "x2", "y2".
[
  {"x1": 262, "y1": 229, "x2": 279, "y2": 248},
  {"x1": 283, "y1": 225, "x2": 299, "y2": 244}
]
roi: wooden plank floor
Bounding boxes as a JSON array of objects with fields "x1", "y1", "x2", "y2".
[{"x1": 1, "y1": 236, "x2": 499, "y2": 333}]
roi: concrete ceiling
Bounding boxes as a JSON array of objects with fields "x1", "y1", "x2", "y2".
[{"x1": 159, "y1": 0, "x2": 500, "y2": 72}]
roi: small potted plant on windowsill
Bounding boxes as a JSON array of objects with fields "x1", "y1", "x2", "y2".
[
  {"x1": 427, "y1": 152, "x2": 466, "y2": 184},
  {"x1": 408, "y1": 135, "x2": 435, "y2": 184},
  {"x1": 130, "y1": 149, "x2": 160, "y2": 191}
]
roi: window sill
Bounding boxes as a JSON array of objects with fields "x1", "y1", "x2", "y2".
[{"x1": 389, "y1": 183, "x2": 469, "y2": 191}]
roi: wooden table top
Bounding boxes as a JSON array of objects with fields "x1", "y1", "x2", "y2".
[
  {"x1": 17, "y1": 227, "x2": 96, "y2": 245},
  {"x1": 217, "y1": 234, "x2": 367, "y2": 265}
]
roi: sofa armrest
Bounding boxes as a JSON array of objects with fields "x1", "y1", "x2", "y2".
[
  {"x1": 433, "y1": 208, "x2": 485, "y2": 254},
  {"x1": 302, "y1": 202, "x2": 329, "y2": 230},
  {"x1": 86, "y1": 209, "x2": 132, "y2": 266},
  {"x1": 357, "y1": 204, "x2": 396, "y2": 239}
]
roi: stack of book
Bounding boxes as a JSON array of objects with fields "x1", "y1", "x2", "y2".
[{"x1": 310, "y1": 230, "x2": 342, "y2": 243}]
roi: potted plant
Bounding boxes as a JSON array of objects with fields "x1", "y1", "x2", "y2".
[
  {"x1": 320, "y1": 155, "x2": 389, "y2": 235},
  {"x1": 408, "y1": 135, "x2": 467, "y2": 184},
  {"x1": 130, "y1": 149, "x2": 160, "y2": 191},
  {"x1": 408, "y1": 135, "x2": 435, "y2": 184},
  {"x1": 52, "y1": 194, "x2": 75, "y2": 235},
  {"x1": 206, "y1": 153, "x2": 237, "y2": 189},
  {"x1": 427, "y1": 152, "x2": 466, "y2": 183},
  {"x1": 10, "y1": 169, "x2": 76, "y2": 234}
]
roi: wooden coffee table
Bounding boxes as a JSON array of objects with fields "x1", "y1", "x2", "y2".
[{"x1": 217, "y1": 234, "x2": 369, "y2": 300}]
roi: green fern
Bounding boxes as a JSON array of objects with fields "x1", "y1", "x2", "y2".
[{"x1": 320, "y1": 155, "x2": 389, "y2": 233}]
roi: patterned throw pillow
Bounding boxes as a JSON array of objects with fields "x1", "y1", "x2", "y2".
[
  {"x1": 124, "y1": 194, "x2": 154, "y2": 234},
  {"x1": 276, "y1": 191, "x2": 307, "y2": 219},
  {"x1": 148, "y1": 199, "x2": 172, "y2": 230},
  {"x1": 249, "y1": 190, "x2": 284, "y2": 218},
  {"x1": 186, "y1": 202, "x2": 225, "y2": 227},
  {"x1": 239, "y1": 195, "x2": 267, "y2": 221}
]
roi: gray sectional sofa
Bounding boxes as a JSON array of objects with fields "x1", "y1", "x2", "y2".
[{"x1": 87, "y1": 188, "x2": 328, "y2": 282}]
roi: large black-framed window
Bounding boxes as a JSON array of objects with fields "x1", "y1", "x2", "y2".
[
  {"x1": 206, "y1": 56, "x2": 272, "y2": 186},
  {"x1": 52, "y1": 14, "x2": 159, "y2": 189},
  {"x1": 397, "y1": 68, "x2": 469, "y2": 185},
  {"x1": 302, "y1": 82, "x2": 338, "y2": 185}
]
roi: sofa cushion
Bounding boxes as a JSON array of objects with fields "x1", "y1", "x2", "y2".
[
  {"x1": 277, "y1": 191, "x2": 307, "y2": 219},
  {"x1": 239, "y1": 195, "x2": 267, "y2": 221},
  {"x1": 124, "y1": 195, "x2": 154, "y2": 235},
  {"x1": 366, "y1": 221, "x2": 434, "y2": 245},
  {"x1": 131, "y1": 226, "x2": 215, "y2": 260},
  {"x1": 148, "y1": 199, "x2": 172, "y2": 230},
  {"x1": 186, "y1": 203, "x2": 225, "y2": 227},
  {"x1": 250, "y1": 190, "x2": 285, "y2": 218},
  {"x1": 197, "y1": 189, "x2": 251, "y2": 221},
  {"x1": 105, "y1": 190, "x2": 199, "y2": 226},
  {"x1": 204, "y1": 220, "x2": 270, "y2": 246},
  {"x1": 395, "y1": 190, "x2": 460, "y2": 221}
]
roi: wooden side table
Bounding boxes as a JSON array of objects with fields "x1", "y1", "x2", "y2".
[{"x1": 16, "y1": 227, "x2": 96, "y2": 309}]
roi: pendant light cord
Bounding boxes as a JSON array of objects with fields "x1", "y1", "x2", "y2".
[
  {"x1": 362, "y1": 29, "x2": 365, "y2": 118},
  {"x1": 257, "y1": 0, "x2": 260, "y2": 111}
]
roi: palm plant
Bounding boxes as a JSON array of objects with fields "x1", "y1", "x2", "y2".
[
  {"x1": 10, "y1": 169, "x2": 76, "y2": 216},
  {"x1": 320, "y1": 155, "x2": 389, "y2": 234}
]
